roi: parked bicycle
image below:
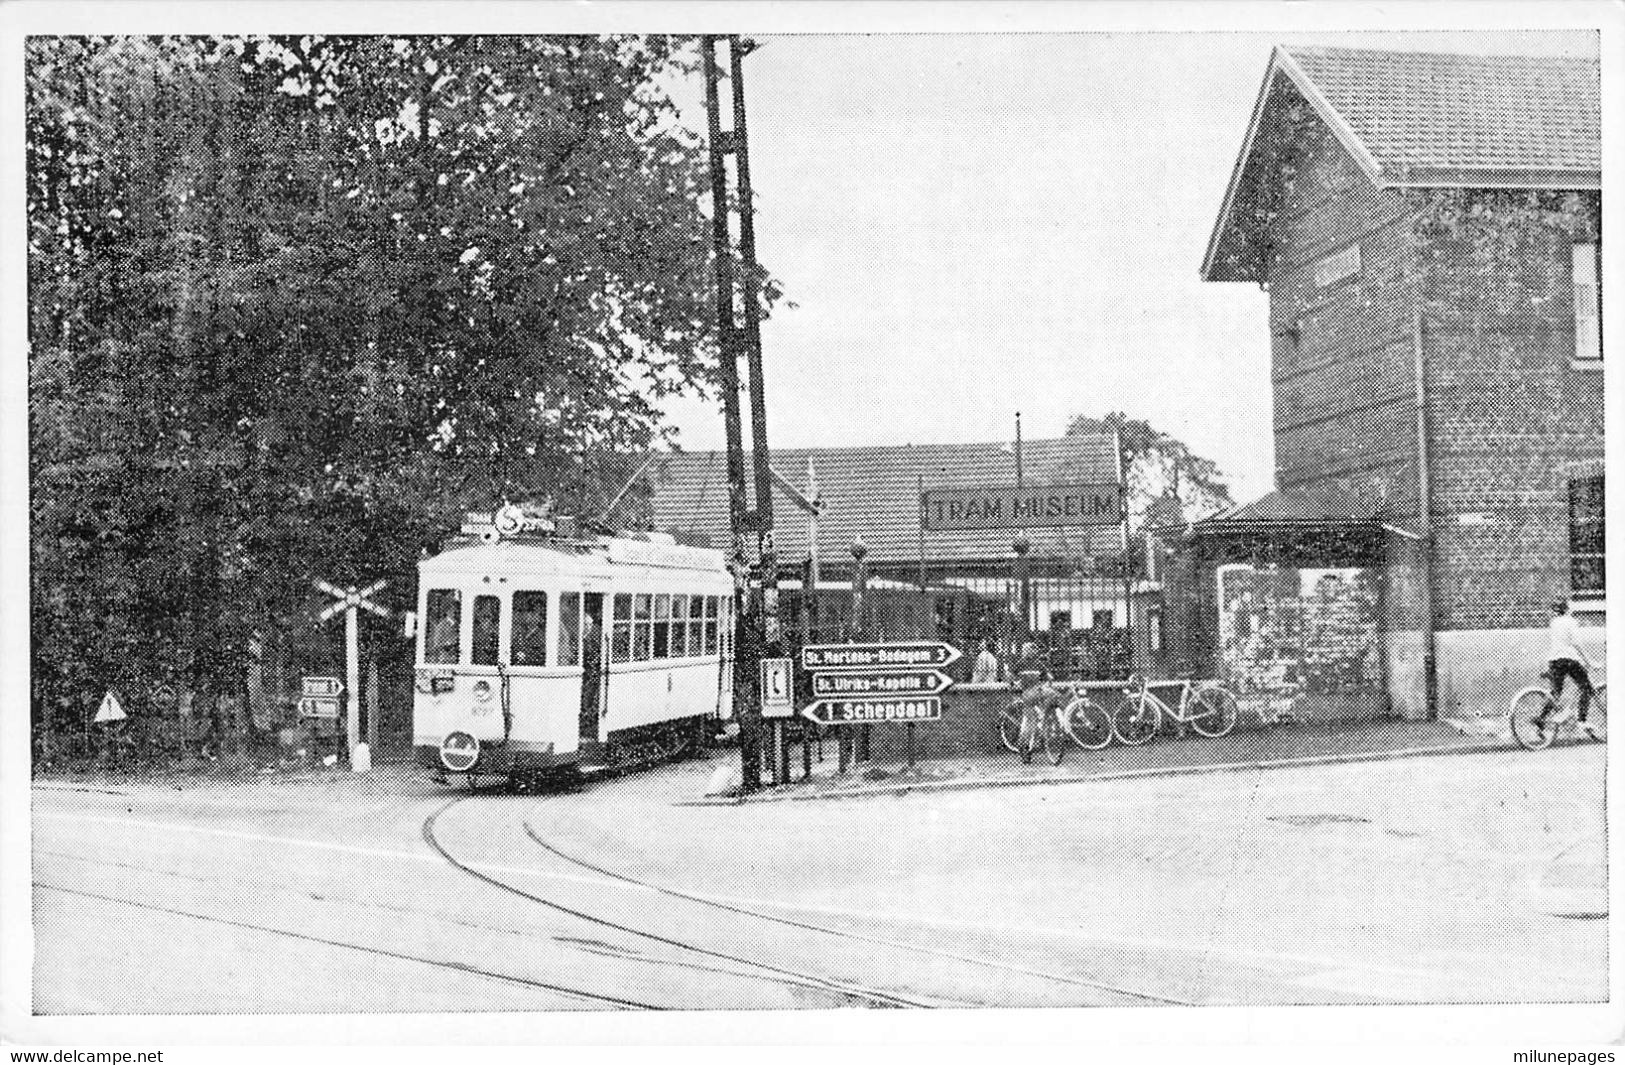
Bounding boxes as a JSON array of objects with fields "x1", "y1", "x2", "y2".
[
  {"x1": 999, "y1": 684, "x2": 1117, "y2": 757},
  {"x1": 1111, "y1": 675, "x2": 1240, "y2": 746},
  {"x1": 1508, "y1": 674, "x2": 1608, "y2": 751}
]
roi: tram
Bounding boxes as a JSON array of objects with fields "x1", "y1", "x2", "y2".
[{"x1": 413, "y1": 506, "x2": 735, "y2": 785}]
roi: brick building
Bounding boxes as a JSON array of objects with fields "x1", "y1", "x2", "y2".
[{"x1": 1191, "y1": 46, "x2": 1602, "y2": 721}]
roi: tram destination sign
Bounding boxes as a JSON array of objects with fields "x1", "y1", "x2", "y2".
[
  {"x1": 812, "y1": 670, "x2": 953, "y2": 697},
  {"x1": 921, "y1": 483, "x2": 1124, "y2": 530},
  {"x1": 802, "y1": 697, "x2": 942, "y2": 726},
  {"x1": 802, "y1": 641, "x2": 962, "y2": 672}
]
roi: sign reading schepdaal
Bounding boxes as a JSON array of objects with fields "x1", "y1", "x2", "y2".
[{"x1": 921, "y1": 484, "x2": 1124, "y2": 530}]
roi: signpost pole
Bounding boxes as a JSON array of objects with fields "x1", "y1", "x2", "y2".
[{"x1": 852, "y1": 541, "x2": 871, "y2": 764}]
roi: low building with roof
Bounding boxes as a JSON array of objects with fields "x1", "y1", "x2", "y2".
[
  {"x1": 647, "y1": 434, "x2": 1163, "y2": 678},
  {"x1": 1189, "y1": 45, "x2": 1603, "y2": 723}
]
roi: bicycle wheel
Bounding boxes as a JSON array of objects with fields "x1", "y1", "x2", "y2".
[
  {"x1": 1112, "y1": 693, "x2": 1160, "y2": 746},
  {"x1": 1509, "y1": 688, "x2": 1556, "y2": 750},
  {"x1": 999, "y1": 706, "x2": 1022, "y2": 754},
  {"x1": 1043, "y1": 710, "x2": 1067, "y2": 765},
  {"x1": 1065, "y1": 696, "x2": 1114, "y2": 751},
  {"x1": 1189, "y1": 687, "x2": 1240, "y2": 738},
  {"x1": 1587, "y1": 684, "x2": 1607, "y2": 740}
]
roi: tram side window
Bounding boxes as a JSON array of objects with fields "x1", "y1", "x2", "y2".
[
  {"x1": 703, "y1": 595, "x2": 720, "y2": 655},
  {"x1": 472, "y1": 595, "x2": 502, "y2": 666},
  {"x1": 653, "y1": 594, "x2": 672, "y2": 658},
  {"x1": 633, "y1": 593, "x2": 653, "y2": 661},
  {"x1": 558, "y1": 593, "x2": 581, "y2": 667},
  {"x1": 611, "y1": 594, "x2": 632, "y2": 664},
  {"x1": 511, "y1": 591, "x2": 548, "y2": 666},
  {"x1": 670, "y1": 595, "x2": 689, "y2": 657},
  {"x1": 688, "y1": 594, "x2": 705, "y2": 655},
  {"x1": 425, "y1": 589, "x2": 462, "y2": 664}
]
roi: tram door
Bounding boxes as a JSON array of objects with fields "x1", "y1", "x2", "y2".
[{"x1": 579, "y1": 593, "x2": 606, "y2": 742}]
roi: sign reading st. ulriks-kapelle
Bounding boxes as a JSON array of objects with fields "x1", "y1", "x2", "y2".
[{"x1": 921, "y1": 483, "x2": 1125, "y2": 531}]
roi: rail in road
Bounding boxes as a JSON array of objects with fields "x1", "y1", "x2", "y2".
[
  {"x1": 425, "y1": 795, "x2": 1198, "y2": 1009},
  {"x1": 519, "y1": 816, "x2": 1194, "y2": 1008},
  {"x1": 33, "y1": 879, "x2": 661, "y2": 1010},
  {"x1": 421, "y1": 797, "x2": 947, "y2": 1009}
]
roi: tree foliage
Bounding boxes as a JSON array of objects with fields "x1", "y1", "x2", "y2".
[
  {"x1": 1066, "y1": 412, "x2": 1235, "y2": 531},
  {"x1": 29, "y1": 35, "x2": 759, "y2": 730}
]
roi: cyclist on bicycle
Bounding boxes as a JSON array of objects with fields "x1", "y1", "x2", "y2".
[
  {"x1": 1010, "y1": 641, "x2": 1062, "y2": 747},
  {"x1": 1536, "y1": 601, "x2": 1598, "y2": 739}
]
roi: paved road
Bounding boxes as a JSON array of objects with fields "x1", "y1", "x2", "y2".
[{"x1": 31, "y1": 743, "x2": 1605, "y2": 1013}]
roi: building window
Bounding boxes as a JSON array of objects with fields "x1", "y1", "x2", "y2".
[
  {"x1": 1313, "y1": 242, "x2": 1361, "y2": 288},
  {"x1": 1569, "y1": 475, "x2": 1605, "y2": 597},
  {"x1": 1573, "y1": 242, "x2": 1601, "y2": 363}
]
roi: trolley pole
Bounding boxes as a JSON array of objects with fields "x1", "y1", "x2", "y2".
[{"x1": 702, "y1": 35, "x2": 763, "y2": 790}]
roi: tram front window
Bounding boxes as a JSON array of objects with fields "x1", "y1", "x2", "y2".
[
  {"x1": 472, "y1": 595, "x2": 501, "y2": 666},
  {"x1": 511, "y1": 591, "x2": 548, "y2": 666},
  {"x1": 425, "y1": 589, "x2": 462, "y2": 664}
]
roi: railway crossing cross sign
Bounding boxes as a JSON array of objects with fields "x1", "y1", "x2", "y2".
[{"x1": 314, "y1": 579, "x2": 390, "y2": 770}]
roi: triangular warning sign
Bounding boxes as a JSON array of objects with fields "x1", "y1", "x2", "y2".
[{"x1": 94, "y1": 690, "x2": 126, "y2": 723}]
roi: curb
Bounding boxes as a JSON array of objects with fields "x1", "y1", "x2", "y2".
[{"x1": 678, "y1": 735, "x2": 1522, "y2": 806}]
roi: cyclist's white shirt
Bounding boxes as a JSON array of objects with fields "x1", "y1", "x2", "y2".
[{"x1": 1549, "y1": 614, "x2": 1586, "y2": 664}]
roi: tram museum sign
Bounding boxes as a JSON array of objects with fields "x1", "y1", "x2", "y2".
[{"x1": 921, "y1": 483, "x2": 1125, "y2": 531}]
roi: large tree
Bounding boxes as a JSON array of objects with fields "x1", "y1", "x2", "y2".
[{"x1": 29, "y1": 35, "x2": 758, "y2": 743}]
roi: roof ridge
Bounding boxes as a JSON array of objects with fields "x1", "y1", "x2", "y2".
[{"x1": 1282, "y1": 44, "x2": 1597, "y2": 65}]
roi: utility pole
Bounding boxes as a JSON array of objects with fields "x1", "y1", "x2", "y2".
[{"x1": 703, "y1": 35, "x2": 773, "y2": 789}]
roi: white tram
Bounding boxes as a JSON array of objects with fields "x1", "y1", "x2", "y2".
[{"x1": 413, "y1": 509, "x2": 735, "y2": 784}]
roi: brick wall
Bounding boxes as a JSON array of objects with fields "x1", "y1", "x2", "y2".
[
  {"x1": 1264, "y1": 106, "x2": 1423, "y2": 517},
  {"x1": 1263, "y1": 107, "x2": 1604, "y2": 635},
  {"x1": 1422, "y1": 223, "x2": 1605, "y2": 631}
]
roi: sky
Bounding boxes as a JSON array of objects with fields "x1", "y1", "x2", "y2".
[{"x1": 656, "y1": 28, "x2": 1598, "y2": 505}]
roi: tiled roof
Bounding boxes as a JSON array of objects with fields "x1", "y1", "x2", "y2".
[
  {"x1": 1195, "y1": 484, "x2": 1383, "y2": 528},
  {"x1": 648, "y1": 436, "x2": 1123, "y2": 567},
  {"x1": 1204, "y1": 45, "x2": 1600, "y2": 281},
  {"x1": 1283, "y1": 46, "x2": 1600, "y2": 183}
]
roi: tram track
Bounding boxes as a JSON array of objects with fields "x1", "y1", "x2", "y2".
[
  {"x1": 33, "y1": 881, "x2": 662, "y2": 1011},
  {"x1": 422, "y1": 797, "x2": 949, "y2": 1009},
  {"x1": 521, "y1": 819, "x2": 1198, "y2": 1008}
]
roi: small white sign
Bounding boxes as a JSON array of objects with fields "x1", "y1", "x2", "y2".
[
  {"x1": 93, "y1": 690, "x2": 126, "y2": 724},
  {"x1": 302, "y1": 676, "x2": 343, "y2": 698},
  {"x1": 760, "y1": 657, "x2": 794, "y2": 719}
]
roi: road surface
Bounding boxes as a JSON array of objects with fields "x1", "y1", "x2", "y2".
[{"x1": 30, "y1": 743, "x2": 1606, "y2": 1013}]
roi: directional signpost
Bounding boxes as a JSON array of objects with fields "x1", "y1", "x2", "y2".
[
  {"x1": 812, "y1": 670, "x2": 953, "y2": 697},
  {"x1": 299, "y1": 676, "x2": 343, "y2": 720},
  {"x1": 801, "y1": 697, "x2": 942, "y2": 725},
  {"x1": 799, "y1": 641, "x2": 961, "y2": 769}
]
